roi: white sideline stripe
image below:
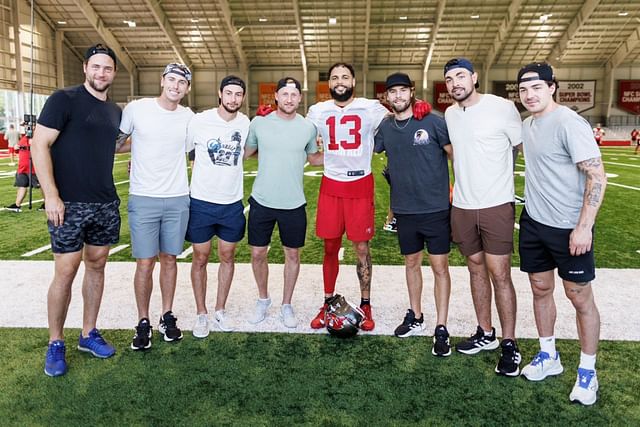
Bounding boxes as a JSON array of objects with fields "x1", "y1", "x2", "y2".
[
  {"x1": 608, "y1": 182, "x2": 640, "y2": 191},
  {"x1": 244, "y1": 205, "x2": 250, "y2": 214},
  {"x1": 514, "y1": 223, "x2": 520, "y2": 230},
  {"x1": 338, "y1": 247, "x2": 344, "y2": 261},
  {"x1": 22, "y1": 244, "x2": 51, "y2": 257},
  {"x1": 637, "y1": 250, "x2": 640, "y2": 255},
  {"x1": 114, "y1": 159, "x2": 130, "y2": 164},
  {"x1": 603, "y1": 161, "x2": 640, "y2": 168},
  {"x1": 108, "y1": 244, "x2": 129, "y2": 255},
  {"x1": 177, "y1": 246, "x2": 193, "y2": 259},
  {"x1": 114, "y1": 180, "x2": 130, "y2": 186}
]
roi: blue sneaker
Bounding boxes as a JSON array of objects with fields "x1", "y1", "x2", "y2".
[
  {"x1": 77, "y1": 328, "x2": 116, "y2": 358},
  {"x1": 521, "y1": 351, "x2": 564, "y2": 381},
  {"x1": 44, "y1": 340, "x2": 67, "y2": 377},
  {"x1": 570, "y1": 368, "x2": 599, "y2": 405}
]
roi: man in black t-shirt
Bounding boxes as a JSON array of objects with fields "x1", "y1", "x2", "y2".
[
  {"x1": 32, "y1": 44, "x2": 122, "y2": 377},
  {"x1": 374, "y1": 72, "x2": 453, "y2": 357}
]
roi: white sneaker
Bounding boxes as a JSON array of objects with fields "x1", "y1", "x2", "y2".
[
  {"x1": 248, "y1": 298, "x2": 271, "y2": 324},
  {"x1": 521, "y1": 351, "x2": 564, "y2": 381},
  {"x1": 570, "y1": 368, "x2": 599, "y2": 405},
  {"x1": 212, "y1": 310, "x2": 234, "y2": 332},
  {"x1": 280, "y1": 304, "x2": 298, "y2": 328},
  {"x1": 192, "y1": 314, "x2": 210, "y2": 338}
]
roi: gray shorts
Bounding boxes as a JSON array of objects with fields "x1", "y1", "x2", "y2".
[{"x1": 128, "y1": 194, "x2": 190, "y2": 258}]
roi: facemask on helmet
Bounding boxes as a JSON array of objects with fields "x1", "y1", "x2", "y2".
[{"x1": 325, "y1": 294, "x2": 364, "y2": 338}]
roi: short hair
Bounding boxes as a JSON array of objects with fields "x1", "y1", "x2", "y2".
[{"x1": 328, "y1": 63, "x2": 355, "y2": 79}]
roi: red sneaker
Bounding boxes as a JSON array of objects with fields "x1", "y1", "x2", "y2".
[
  {"x1": 360, "y1": 304, "x2": 375, "y2": 331},
  {"x1": 310, "y1": 303, "x2": 328, "y2": 329}
]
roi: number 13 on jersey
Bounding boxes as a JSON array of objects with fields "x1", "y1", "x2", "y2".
[{"x1": 325, "y1": 115, "x2": 362, "y2": 151}]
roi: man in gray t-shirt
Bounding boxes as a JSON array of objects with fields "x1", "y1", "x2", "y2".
[
  {"x1": 516, "y1": 62, "x2": 607, "y2": 406},
  {"x1": 373, "y1": 72, "x2": 454, "y2": 357}
]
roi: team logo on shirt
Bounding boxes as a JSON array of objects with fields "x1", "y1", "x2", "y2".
[
  {"x1": 207, "y1": 130, "x2": 243, "y2": 166},
  {"x1": 413, "y1": 129, "x2": 430, "y2": 145}
]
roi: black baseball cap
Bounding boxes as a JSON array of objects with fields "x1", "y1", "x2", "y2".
[
  {"x1": 85, "y1": 43, "x2": 117, "y2": 65},
  {"x1": 220, "y1": 75, "x2": 246, "y2": 93},
  {"x1": 443, "y1": 58, "x2": 479, "y2": 88},
  {"x1": 517, "y1": 62, "x2": 555, "y2": 85},
  {"x1": 276, "y1": 77, "x2": 302, "y2": 93},
  {"x1": 385, "y1": 73, "x2": 413, "y2": 90}
]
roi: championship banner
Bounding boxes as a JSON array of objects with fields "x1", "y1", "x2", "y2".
[
  {"x1": 492, "y1": 81, "x2": 525, "y2": 112},
  {"x1": 316, "y1": 82, "x2": 331, "y2": 102},
  {"x1": 617, "y1": 80, "x2": 640, "y2": 115},
  {"x1": 558, "y1": 81, "x2": 595, "y2": 113},
  {"x1": 258, "y1": 83, "x2": 277, "y2": 109},
  {"x1": 433, "y1": 81, "x2": 454, "y2": 113}
]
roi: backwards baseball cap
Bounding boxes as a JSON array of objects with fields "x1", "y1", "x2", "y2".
[
  {"x1": 517, "y1": 62, "x2": 555, "y2": 85},
  {"x1": 220, "y1": 75, "x2": 246, "y2": 93},
  {"x1": 276, "y1": 77, "x2": 302, "y2": 93},
  {"x1": 85, "y1": 43, "x2": 117, "y2": 65},
  {"x1": 163, "y1": 63, "x2": 192, "y2": 83},
  {"x1": 443, "y1": 58, "x2": 475, "y2": 76},
  {"x1": 385, "y1": 72, "x2": 413, "y2": 90}
]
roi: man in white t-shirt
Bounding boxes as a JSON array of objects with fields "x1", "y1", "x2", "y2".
[
  {"x1": 117, "y1": 63, "x2": 194, "y2": 350},
  {"x1": 443, "y1": 58, "x2": 522, "y2": 376},
  {"x1": 186, "y1": 75, "x2": 250, "y2": 338}
]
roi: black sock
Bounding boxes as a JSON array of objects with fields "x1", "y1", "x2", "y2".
[
  {"x1": 360, "y1": 298, "x2": 370, "y2": 306},
  {"x1": 324, "y1": 296, "x2": 333, "y2": 305}
]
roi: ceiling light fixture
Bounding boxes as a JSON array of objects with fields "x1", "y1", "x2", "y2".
[
  {"x1": 190, "y1": 18, "x2": 199, "y2": 23},
  {"x1": 259, "y1": 18, "x2": 268, "y2": 22},
  {"x1": 470, "y1": 14, "x2": 480, "y2": 19},
  {"x1": 57, "y1": 20, "x2": 67, "y2": 25},
  {"x1": 618, "y1": 11, "x2": 628, "y2": 17},
  {"x1": 539, "y1": 13, "x2": 553, "y2": 23},
  {"x1": 123, "y1": 20, "x2": 136, "y2": 27},
  {"x1": 329, "y1": 17, "x2": 337, "y2": 25},
  {"x1": 399, "y1": 16, "x2": 407, "y2": 20}
]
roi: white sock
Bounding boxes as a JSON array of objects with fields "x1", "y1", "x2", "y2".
[
  {"x1": 539, "y1": 336, "x2": 556, "y2": 357},
  {"x1": 579, "y1": 352, "x2": 597, "y2": 371}
]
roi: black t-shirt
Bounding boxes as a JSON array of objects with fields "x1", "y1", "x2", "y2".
[
  {"x1": 374, "y1": 113, "x2": 451, "y2": 214},
  {"x1": 38, "y1": 85, "x2": 122, "y2": 203}
]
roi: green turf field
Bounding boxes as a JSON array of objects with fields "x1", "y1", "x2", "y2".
[
  {"x1": 1, "y1": 329, "x2": 639, "y2": 426},
  {"x1": 0, "y1": 146, "x2": 638, "y2": 266}
]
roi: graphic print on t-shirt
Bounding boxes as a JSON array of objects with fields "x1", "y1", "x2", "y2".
[
  {"x1": 413, "y1": 129, "x2": 430, "y2": 145},
  {"x1": 207, "y1": 129, "x2": 243, "y2": 166}
]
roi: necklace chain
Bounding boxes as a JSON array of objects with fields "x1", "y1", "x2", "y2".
[{"x1": 393, "y1": 115, "x2": 412, "y2": 130}]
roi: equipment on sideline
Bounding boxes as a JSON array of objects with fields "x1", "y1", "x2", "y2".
[{"x1": 325, "y1": 294, "x2": 364, "y2": 338}]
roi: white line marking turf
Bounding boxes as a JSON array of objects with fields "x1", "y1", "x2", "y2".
[
  {"x1": 177, "y1": 246, "x2": 193, "y2": 259},
  {"x1": 608, "y1": 182, "x2": 640, "y2": 191},
  {"x1": 21, "y1": 245, "x2": 51, "y2": 257},
  {"x1": 108, "y1": 244, "x2": 129, "y2": 255}
]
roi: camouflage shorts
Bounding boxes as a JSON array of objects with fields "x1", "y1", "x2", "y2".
[{"x1": 48, "y1": 199, "x2": 121, "y2": 254}]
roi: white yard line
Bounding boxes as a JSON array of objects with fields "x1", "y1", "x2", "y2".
[
  {"x1": 603, "y1": 161, "x2": 640, "y2": 168},
  {"x1": 608, "y1": 182, "x2": 640, "y2": 191},
  {"x1": 514, "y1": 223, "x2": 520, "y2": 230},
  {"x1": 21, "y1": 244, "x2": 51, "y2": 257},
  {"x1": 108, "y1": 244, "x2": 129, "y2": 255},
  {"x1": 177, "y1": 246, "x2": 193, "y2": 259}
]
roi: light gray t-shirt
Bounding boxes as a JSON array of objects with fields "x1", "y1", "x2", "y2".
[
  {"x1": 522, "y1": 105, "x2": 601, "y2": 229},
  {"x1": 246, "y1": 113, "x2": 317, "y2": 209}
]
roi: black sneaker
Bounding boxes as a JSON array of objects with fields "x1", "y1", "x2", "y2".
[
  {"x1": 131, "y1": 318, "x2": 152, "y2": 351},
  {"x1": 495, "y1": 339, "x2": 522, "y2": 377},
  {"x1": 394, "y1": 309, "x2": 425, "y2": 338},
  {"x1": 5, "y1": 203, "x2": 21, "y2": 212},
  {"x1": 432, "y1": 324, "x2": 452, "y2": 357},
  {"x1": 455, "y1": 325, "x2": 499, "y2": 355},
  {"x1": 37, "y1": 203, "x2": 45, "y2": 211},
  {"x1": 158, "y1": 311, "x2": 183, "y2": 342}
]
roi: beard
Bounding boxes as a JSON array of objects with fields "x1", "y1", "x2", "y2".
[
  {"x1": 330, "y1": 86, "x2": 354, "y2": 103},
  {"x1": 222, "y1": 102, "x2": 241, "y2": 114},
  {"x1": 86, "y1": 76, "x2": 111, "y2": 93},
  {"x1": 451, "y1": 86, "x2": 474, "y2": 103},
  {"x1": 391, "y1": 99, "x2": 412, "y2": 114}
]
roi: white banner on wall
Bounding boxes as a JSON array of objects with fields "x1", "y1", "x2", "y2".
[{"x1": 558, "y1": 81, "x2": 596, "y2": 113}]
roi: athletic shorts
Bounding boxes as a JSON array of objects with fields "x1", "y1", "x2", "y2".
[
  {"x1": 519, "y1": 208, "x2": 595, "y2": 283},
  {"x1": 248, "y1": 197, "x2": 307, "y2": 248},
  {"x1": 316, "y1": 193, "x2": 375, "y2": 242},
  {"x1": 48, "y1": 199, "x2": 121, "y2": 254},
  {"x1": 128, "y1": 194, "x2": 190, "y2": 258},
  {"x1": 451, "y1": 202, "x2": 514, "y2": 256},
  {"x1": 188, "y1": 149, "x2": 195, "y2": 161},
  {"x1": 185, "y1": 197, "x2": 245, "y2": 244},
  {"x1": 396, "y1": 210, "x2": 451, "y2": 256},
  {"x1": 14, "y1": 173, "x2": 40, "y2": 188}
]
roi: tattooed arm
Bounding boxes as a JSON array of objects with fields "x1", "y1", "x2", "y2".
[
  {"x1": 570, "y1": 157, "x2": 607, "y2": 256},
  {"x1": 115, "y1": 131, "x2": 131, "y2": 153}
]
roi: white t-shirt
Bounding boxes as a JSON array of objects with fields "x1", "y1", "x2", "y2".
[
  {"x1": 119, "y1": 98, "x2": 194, "y2": 197},
  {"x1": 187, "y1": 108, "x2": 250, "y2": 204},
  {"x1": 307, "y1": 98, "x2": 388, "y2": 182},
  {"x1": 445, "y1": 94, "x2": 522, "y2": 209}
]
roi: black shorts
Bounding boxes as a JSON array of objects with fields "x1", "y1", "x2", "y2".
[
  {"x1": 188, "y1": 149, "x2": 195, "y2": 161},
  {"x1": 48, "y1": 200, "x2": 121, "y2": 254},
  {"x1": 248, "y1": 197, "x2": 307, "y2": 248},
  {"x1": 14, "y1": 173, "x2": 40, "y2": 188},
  {"x1": 518, "y1": 208, "x2": 595, "y2": 283},
  {"x1": 396, "y1": 209, "x2": 451, "y2": 255}
]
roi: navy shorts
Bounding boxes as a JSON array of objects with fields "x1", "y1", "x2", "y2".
[
  {"x1": 518, "y1": 208, "x2": 595, "y2": 283},
  {"x1": 48, "y1": 200, "x2": 121, "y2": 254},
  {"x1": 185, "y1": 197, "x2": 245, "y2": 244},
  {"x1": 248, "y1": 197, "x2": 307, "y2": 248},
  {"x1": 396, "y1": 209, "x2": 451, "y2": 255}
]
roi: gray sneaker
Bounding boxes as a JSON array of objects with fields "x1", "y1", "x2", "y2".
[
  {"x1": 249, "y1": 298, "x2": 272, "y2": 324},
  {"x1": 280, "y1": 304, "x2": 298, "y2": 328},
  {"x1": 192, "y1": 314, "x2": 210, "y2": 338},
  {"x1": 212, "y1": 309, "x2": 234, "y2": 332}
]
